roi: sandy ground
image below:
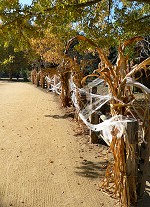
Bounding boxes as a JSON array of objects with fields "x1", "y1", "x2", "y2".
[
  {"x1": 0, "y1": 81, "x2": 120, "y2": 207},
  {"x1": 0, "y1": 81, "x2": 149, "y2": 207}
]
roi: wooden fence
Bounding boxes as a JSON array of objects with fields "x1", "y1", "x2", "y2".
[{"x1": 31, "y1": 71, "x2": 150, "y2": 206}]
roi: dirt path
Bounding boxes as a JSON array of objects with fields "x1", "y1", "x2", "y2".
[{"x1": 0, "y1": 81, "x2": 119, "y2": 207}]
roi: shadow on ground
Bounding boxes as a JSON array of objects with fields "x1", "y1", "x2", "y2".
[
  {"x1": 75, "y1": 160, "x2": 108, "y2": 179},
  {"x1": 75, "y1": 160, "x2": 150, "y2": 206},
  {"x1": 0, "y1": 78, "x2": 29, "y2": 82},
  {"x1": 44, "y1": 113, "x2": 74, "y2": 119}
]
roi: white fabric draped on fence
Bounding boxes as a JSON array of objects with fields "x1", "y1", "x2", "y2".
[{"x1": 46, "y1": 75, "x2": 149, "y2": 145}]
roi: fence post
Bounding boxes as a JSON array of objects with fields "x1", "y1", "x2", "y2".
[
  {"x1": 54, "y1": 75, "x2": 57, "y2": 86},
  {"x1": 126, "y1": 120, "x2": 139, "y2": 206},
  {"x1": 36, "y1": 73, "x2": 40, "y2": 87},
  {"x1": 137, "y1": 128, "x2": 150, "y2": 199},
  {"x1": 89, "y1": 86, "x2": 99, "y2": 144},
  {"x1": 41, "y1": 76, "x2": 45, "y2": 88}
]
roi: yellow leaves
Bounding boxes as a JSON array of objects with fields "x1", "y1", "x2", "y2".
[
  {"x1": 2, "y1": 55, "x2": 14, "y2": 65},
  {"x1": 4, "y1": 41, "x2": 9, "y2": 48},
  {"x1": 3, "y1": 0, "x2": 17, "y2": 5},
  {"x1": 30, "y1": 29, "x2": 64, "y2": 64}
]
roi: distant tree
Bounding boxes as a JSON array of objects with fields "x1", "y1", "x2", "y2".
[
  {"x1": 30, "y1": 29, "x2": 65, "y2": 65},
  {"x1": 0, "y1": 42, "x2": 30, "y2": 80}
]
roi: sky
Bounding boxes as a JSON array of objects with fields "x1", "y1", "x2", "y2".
[{"x1": 19, "y1": 0, "x2": 32, "y2": 6}]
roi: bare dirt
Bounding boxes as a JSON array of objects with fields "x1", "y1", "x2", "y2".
[
  {"x1": 0, "y1": 81, "x2": 119, "y2": 207},
  {"x1": 0, "y1": 81, "x2": 149, "y2": 207}
]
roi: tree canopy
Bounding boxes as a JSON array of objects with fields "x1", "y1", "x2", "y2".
[
  {"x1": 0, "y1": 1, "x2": 149, "y2": 45},
  {"x1": 0, "y1": 0, "x2": 149, "y2": 77}
]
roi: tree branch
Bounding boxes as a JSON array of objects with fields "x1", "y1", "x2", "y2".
[
  {"x1": 127, "y1": 0, "x2": 150, "y2": 4},
  {"x1": 71, "y1": 0, "x2": 102, "y2": 8},
  {"x1": 135, "y1": 14, "x2": 150, "y2": 22},
  {"x1": 42, "y1": 0, "x2": 102, "y2": 13},
  {"x1": 0, "y1": 0, "x2": 102, "y2": 21}
]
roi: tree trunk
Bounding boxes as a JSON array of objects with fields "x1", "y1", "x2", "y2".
[{"x1": 9, "y1": 72, "x2": 12, "y2": 80}]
